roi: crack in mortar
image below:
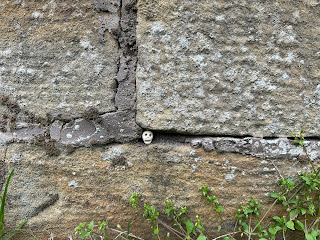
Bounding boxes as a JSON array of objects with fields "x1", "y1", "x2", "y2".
[{"x1": 139, "y1": 132, "x2": 320, "y2": 161}]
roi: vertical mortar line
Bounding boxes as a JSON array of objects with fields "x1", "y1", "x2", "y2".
[{"x1": 114, "y1": 0, "x2": 122, "y2": 111}]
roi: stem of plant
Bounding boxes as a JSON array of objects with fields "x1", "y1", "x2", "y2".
[
  {"x1": 157, "y1": 219, "x2": 186, "y2": 240},
  {"x1": 231, "y1": 219, "x2": 238, "y2": 239},
  {"x1": 217, "y1": 212, "x2": 234, "y2": 240},
  {"x1": 108, "y1": 227, "x2": 145, "y2": 240},
  {"x1": 173, "y1": 217, "x2": 187, "y2": 236},
  {"x1": 252, "y1": 199, "x2": 278, "y2": 233},
  {"x1": 212, "y1": 231, "x2": 241, "y2": 240},
  {"x1": 303, "y1": 145, "x2": 316, "y2": 174},
  {"x1": 248, "y1": 214, "x2": 252, "y2": 240}
]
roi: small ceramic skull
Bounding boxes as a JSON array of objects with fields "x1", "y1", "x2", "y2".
[{"x1": 142, "y1": 131, "x2": 153, "y2": 144}]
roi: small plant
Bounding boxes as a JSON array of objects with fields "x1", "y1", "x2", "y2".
[
  {"x1": 74, "y1": 218, "x2": 142, "y2": 240},
  {"x1": 0, "y1": 169, "x2": 38, "y2": 240},
  {"x1": 130, "y1": 193, "x2": 207, "y2": 240},
  {"x1": 76, "y1": 130, "x2": 318, "y2": 240},
  {"x1": 128, "y1": 131, "x2": 320, "y2": 240}
]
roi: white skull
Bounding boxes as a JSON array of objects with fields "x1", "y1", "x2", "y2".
[{"x1": 142, "y1": 131, "x2": 153, "y2": 144}]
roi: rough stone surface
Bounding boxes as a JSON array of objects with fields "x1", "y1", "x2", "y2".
[
  {"x1": 0, "y1": 0, "x2": 142, "y2": 146},
  {"x1": 0, "y1": 149, "x2": 5, "y2": 191},
  {"x1": 136, "y1": 0, "x2": 320, "y2": 137},
  {"x1": 2, "y1": 143, "x2": 316, "y2": 239},
  {"x1": 0, "y1": 1, "x2": 319, "y2": 240},
  {"x1": 189, "y1": 137, "x2": 320, "y2": 161},
  {"x1": 0, "y1": 1, "x2": 119, "y2": 120},
  {"x1": 57, "y1": 111, "x2": 141, "y2": 146},
  {"x1": 114, "y1": 0, "x2": 138, "y2": 111}
]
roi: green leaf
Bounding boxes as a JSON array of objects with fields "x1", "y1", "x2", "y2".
[
  {"x1": 153, "y1": 228, "x2": 159, "y2": 235},
  {"x1": 88, "y1": 220, "x2": 94, "y2": 232},
  {"x1": 150, "y1": 205, "x2": 156, "y2": 214},
  {"x1": 0, "y1": 169, "x2": 14, "y2": 227},
  {"x1": 285, "y1": 220, "x2": 295, "y2": 230},
  {"x1": 4, "y1": 219, "x2": 28, "y2": 240},
  {"x1": 196, "y1": 234, "x2": 207, "y2": 240},
  {"x1": 269, "y1": 226, "x2": 282, "y2": 236},
  {"x1": 80, "y1": 231, "x2": 90, "y2": 238},
  {"x1": 295, "y1": 220, "x2": 305, "y2": 231},
  {"x1": 289, "y1": 210, "x2": 298, "y2": 220},
  {"x1": 184, "y1": 219, "x2": 195, "y2": 235},
  {"x1": 305, "y1": 233, "x2": 316, "y2": 240},
  {"x1": 240, "y1": 221, "x2": 249, "y2": 233},
  {"x1": 311, "y1": 228, "x2": 319, "y2": 237},
  {"x1": 126, "y1": 220, "x2": 130, "y2": 237},
  {"x1": 216, "y1": 205, "x2": 223, "y2": 213},
  {"x1": 270, "y1": 192, "x2": 279, "y2": 198}
]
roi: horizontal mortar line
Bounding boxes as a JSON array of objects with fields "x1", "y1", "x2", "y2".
[{"x1": 143, "y1": 131, "x2": 320, "y2": 142}]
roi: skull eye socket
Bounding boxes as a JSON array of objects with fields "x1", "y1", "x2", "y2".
[{"x1": 144, "y1": 133, "x2": 148, "y2": 136}]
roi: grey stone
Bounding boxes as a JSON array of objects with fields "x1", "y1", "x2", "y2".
[
  {"x1": 0, "y1": 131, "x2": 13, "y2": 145},
  {"x1": 115, "y1": 0, "x2": 138, "y2": 111},
  {"x1": 12, "y1": 125, "x2": 45, "y2": 142},
  {"x1": 60, "y1": 119, "x2": 97, "y2": 145},
  {"x1": 202, "y1": 138, "x2": 215, "y2": 152},
  {"x1": 49, "y1": 121, "x2": 64, "y2": 141},
  {"x1": 0, "y1": 1, "x2": 118, "y2": 120},
  {"x1": 190, "y1": 139, "x2": 202, "y2": 149},
  {"x1": 0, "y1": 0, "x2": 142, "y2": 146},
  {"x1": 99, "y1": 110, "x2": 142, "y2": 143},
  {"x1": 136, "y1": 0, "x2": 320, "y2": 137},
  {"x1": 98, "y1": 14, "x2": 120, "y2": 42},
  {"x1": 94, "y1": 0, "x2": 121, "y2": 13},
  {"x1": 56, "y1": 111, "x2": 141, "y2": 146},
  {"x1": 189, "y1": 136, "x2": 320, "y2": 161}
]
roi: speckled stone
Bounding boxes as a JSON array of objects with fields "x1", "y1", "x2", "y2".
[
  {"x1": 136, "y1": 0, "x2": 320, "y2": 137},
  {"x1": 2, "y1": 143, "x2": 315, "y2": 239},
  {"x1": 0, "y1": 1, "x2": 118, "y2": 119}
]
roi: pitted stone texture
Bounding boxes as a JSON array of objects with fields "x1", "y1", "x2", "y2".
[
  {"x1": 188, "y1": 137, "x2": 320, "y2": 161},
  {"x1": 95, "y1": 0, "x2": 138, "y2": 112},
  {"x1": 2, "y1": 143, "x2": 316, "y2": 239},
  {"x1": 94, "y1": 0, "x2": 120, "y2": 13},
  {"x1": 115, "y1": 0, "x2": 138, "y2": 111},
  {"x1": 136, "y1": 0, "x2": 320, "y2": 137},
  {"x1": 0, "y1": 1, "x2": 118, "y2": 120}
]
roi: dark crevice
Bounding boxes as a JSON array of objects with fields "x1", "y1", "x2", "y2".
[
  {"x1": 114, "y1": 0, "x2": 122, "y2": 108},
  {"x1": 263, "y1": 137, "x2": 279, "y2": 140},
  {"x1": 287, "y1": 136, "x2": 320, "y2": 141},
  {"x1": 142, "y1": 130, "x2": 254, "y2": 139},
  {"x1": 30, "y1": 193, "x2": 59, "y2": 218}
]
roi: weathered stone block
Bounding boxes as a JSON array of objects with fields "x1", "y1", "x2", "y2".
[
  {"x1": 0, "y1": 1, "x2": 118, "y2": 120},
  {"x1": 1, "y1": 143, "x2": 315, "y2": 239},
  {"x1": 136, "y1": 0, "x2": 320, "y2": 137}
]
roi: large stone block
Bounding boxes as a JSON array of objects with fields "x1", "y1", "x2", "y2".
[
  {"x1": 1, "y1": 142, "x2": 315, "y2": 239},
  {"x1": 0, "y1": 1, "x2": 118, "y2": 120},
  {"x1": 136, "y1": 0, "x2": 320, "y2": 137}
]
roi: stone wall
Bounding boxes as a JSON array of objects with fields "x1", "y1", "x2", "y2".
[
  {"x1": 0, "y1": 0, "x2": 319, "y2": 239},
  {"x1": 136, "y1": 0, "x2": 320, "y2": 137}
]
